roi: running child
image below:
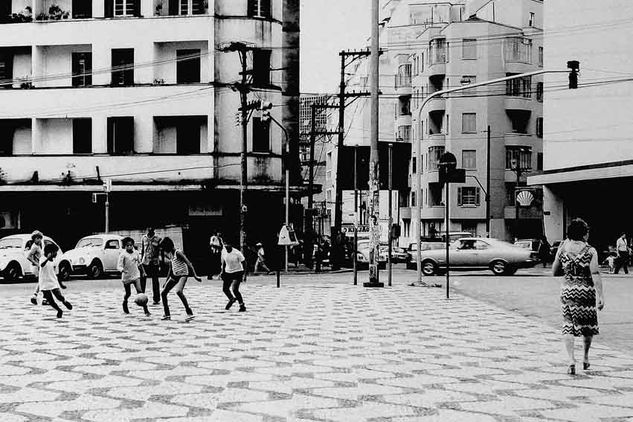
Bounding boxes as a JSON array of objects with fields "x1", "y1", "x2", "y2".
[
  {"x1": 118, "y1": 237, "x2": 151, "y2": 316},
  {"x1": 159, "y1": 237, "x2": 201, "y2": 321},
  {"x1": 39, "y1": 243, "x2": 72, "y2": 318},
  {"x1": 221, "y1": 242, "x2": 247, "y2": 312},
  {"x1": 28, "y1": 231, "x2": 44, "y2": 305}
]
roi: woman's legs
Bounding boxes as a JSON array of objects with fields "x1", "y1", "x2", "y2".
[
  {"x1": 583, "y1": 335, "x2": 593, "y2": 366},
  {"x1": 174, "y1": 277, "x2": 192, "y2": 316},
  {"x1": 230, "y1": 271, "x2": 245, "y2": 311},
  {"x1": 123, "y1": 283, "x2": 132, "y2": 313},
  {"x1": 564, "y1": 334, "x2": 575, "y2": 365},
  {"x1": 161, "y1": 277, "x2": 179, "y2": 317}
]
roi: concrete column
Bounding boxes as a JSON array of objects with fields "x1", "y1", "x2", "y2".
[
  {"x1": 134, "y1": 113, "x2": 153, "y2": 153},
  {"x1": 543, "y1": 186, "x2": 564, "y2": 241},
  {"x1": 31, "y1": 118, "x2": 40, "y2": 154},
  {"x1": 32, "y1": 0, "x2": 43, "y2": 17},
  {"x1": 93, "y1": 114, "x2": 108, "y2": 154},
  {"x1": 93, "y1": 0, "x2": 104, "y2": 18},
  {"x1": 31, "y1": 46, "x2": 42, "y2": 88},
  {"x1": 135, "y1": 42, "x2": 154, "y2": 85},
  {"x1": 140, "y1": 0, "x2": 154, "y2": 17},
  {"x1": 92, "y1": 43, "x2": 111, "y2": 86}
]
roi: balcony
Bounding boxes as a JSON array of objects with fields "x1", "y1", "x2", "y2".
[
  {"x1": 396, "y1": 114, "x2": 412, "y2": 128},
  {"x1": 395, "y1": 75, "x2": 412, "y2": 97},
  {"x1": 505, "y1": 96, "x2": 532, "y2": 111},
  {"x1": 421, "y1": 206, "x2": 445, "y2": 219},
  {"x1": 425, "y1": 97, "x2": 446, "y2": 113},
  {"x1": 504, "y1": 133, "x2": 535, "y2": 147},
  {"x1": 400, "y1": 207, "x2": 412, "y2": 220},
  {"x1": 427, "y1": 134, "x2": 446, "y2": 146}
]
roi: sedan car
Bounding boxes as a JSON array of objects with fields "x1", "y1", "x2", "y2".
[
  {"x1": 356, "y1": 241, "x2": 387, "y2": 270},
  {"x1": 405, "y1": 240, "x2": 445, "y2": 269},
  {"x1": 415, "y1": 237, "x2": 538, "y2": 276},
  {"x1": 0, "y1": 234, "x2": 63, "y2": 282},
  {"x1": 59, "y1": 234, "x2": 124, "y2": 280}
]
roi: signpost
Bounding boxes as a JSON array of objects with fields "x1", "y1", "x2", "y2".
[
  {"x1": 278, "y1": 225, "x2": 299, "y2": 288},
  {"x1": 438, "y1": 152, "x2": 465, "y2": 299}
]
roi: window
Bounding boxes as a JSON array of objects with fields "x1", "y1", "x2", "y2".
[
  {"x1": 72, "y1": 52, "x2": 92, "y2": 87},
  {"x1": 253, "y1": 49, "x2": 271, "y2": 87},
  {"x1": 506, "y1": 74, "x2": 532, "y2": 98},
  {"x1": 107, "y1": 117, "x2": 134, "y2": 155},
  {"x1": 538, "y1": 46, "x2": 543, "y2": 67},
  {"x1": 428, "y1": 183, "x2": 443, "y2": 206},
  {"x1": 461, "y1": 75, "x2": 476, "y2": 95},
  {"x1": 462, "y1": 150, "x2": 476, "y2": 169},
  {"x1": 504, "y1": 37, "x2": 532, "y2": 63},
  {"x1": 105, "y1": 239, "x2": 120, "y2": 249},
  {"x1": 506, "y1": 182, "x2": 517, "y2": 205},
  {"x1": 176, "y1": 49, "x2": 200, "y2": 83},
  {"x1": 412, "y1": 157, "x2": 416, "y2": 174},
  {"x1": 252, "y1": 117, "x2": 270, "y2": 152},
  {"x1": 536, "y1": 117, "x2": 543, "y2": 138},
  {"x1": 111, "y1": 0, "x2": 138, "y2": 16},
  {"x1": 399, "y1": 97, "x2": 410, "y2": 115},
  {"x1": 505, "y1": 147, "x2": 532, "y2": 170},
  {"x1": 428, "y1": 146, "x2": 444, "y2": 170},
  {"x1": 111, "y1": 49, "x2": 134, "y2": 86},
  {"x1": 248, "y1": 0, "x2": 271, "y2": 19},
  {"x1": 529, "y1": 12, "x2": 535, "y2": 27},
  {"x1": 537, "y1": 152, "x2": 543, "y2": 170},
  {"x1": 461, "y1": 113, "x2": 476, "y2": 134},
  {"x1": 0, "y1": 53, "x2": 13, "y2": 89},
  {"x1": 177, "y1": 119, "x2": 201, "y2": 154},
  {"x1": 177, "y1": 0, "x2": 206, "y2": 15},
  {"x1": 536, "y1": 82, "x2": 543, "y2": 102},
  {"x1": 419, "y1": 52, "x2": 424, "y2": 73},
  {"x1": 461, "y1": 222, "x2": 478, "y2": 236},
  {"x1": 411, "y1": 192, "x2": 416, "y2": 207},
  {"x1": 73, "y1": 119, "x2": 92, "y2": 154},
  {"x1": 458, "y1": 187, "x2": 480, "y2": 206},
  {"x1": 72, "y1": 0, "x2": 92, "y2": 18},
  {"x1": 397, "y1": 125, "x2": 411, "y2": 141},
  {"x1": 429, "y1": 39, "x2": 447, "y2": 64},
  {"x1": 396, "y1": 64, "x2": 412, "y2": 87},
  {"x1": 462, "y1": 39, "x2": 477, "y2": 60}
]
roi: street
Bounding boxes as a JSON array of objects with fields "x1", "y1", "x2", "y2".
[{"x1": 1, "y1": 269, "x2": 633, "y2": 421}]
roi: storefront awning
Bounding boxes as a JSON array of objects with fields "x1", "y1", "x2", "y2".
[{"x1": 529, "y1": 160, "x2": 633, "y2": 186}]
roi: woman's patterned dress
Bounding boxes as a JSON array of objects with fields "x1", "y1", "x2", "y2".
[{"x1": 559, "y1": 245, "x2": 599, "y2": 337}]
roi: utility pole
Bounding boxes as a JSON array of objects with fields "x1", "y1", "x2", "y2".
[
  {"x1": 353, "y1": 145, "x2": 358, "y2": 285},
  {"x1": 239, "y1": 48, "x2": 249, "y2": 252},
  {"x1": 486, "y1": 125, "x2": 491, "y2": 238},
  {"x1": 364, "y1": 0, "x2": 383, "y2": 288},
  {"x1": 388, "y1": 142, "x2": 393, "y2": 287},
  {"x1": 513, "y1": 157, "x2": 523, "y2": 238},
  {"x1": 306, "y1": 104, "x2": 317, "y2": 268}
]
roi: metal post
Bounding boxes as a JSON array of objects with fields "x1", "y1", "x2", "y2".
[
  {"x1": 353, "y1": 146, "x2": 358, "y2": 285},
  {"x1": 445, "y1": 182, "x2": 450, "y2": 299},
  {"x1": 307, "y1": 104, "x2": 316, "y2": 268},
  {"x1": 486, "y1": 125, "x2": 491, "y2": 238},
  {"x1": 239, "y1": 49, "x2": 249, "y2": 252},
  {"x1": 364, "y1": 0, "x2": 383, "y2": 287},
  {"x1": 515, "y1": 161, "x2": 522, "y2": 238},
  {"x1": 388, "y1": 142, "x2": 393, "y2": 287},
  {"x1": 105, "y1": 193, "x2": 110, "y2": 234},
  {"x1": 416, "y1": 123, "x2": 423, "y2": 283}
]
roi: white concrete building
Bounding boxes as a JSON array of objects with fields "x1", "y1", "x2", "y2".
[
  {"x1": 529, "y1": 0, "x2": 633, "y2": 251},
  {"x1": 0, "y1": 0, "x2": 300, "y2": 264}
]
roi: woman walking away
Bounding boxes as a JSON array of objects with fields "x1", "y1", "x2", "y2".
[
  {"x1": 552, "y1": 218, "x2": 604, "y2": 375},
  {"x1": 159, "y1": 237, "x2": 202, "y2": 321},
  {"x1": 221, "y1": 242, "x2": 247, "y2": 312}
]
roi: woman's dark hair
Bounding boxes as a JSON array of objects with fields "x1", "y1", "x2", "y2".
[
  {"x1": 160, "y1": 237, "x2": 175, "y2": 252},
  {"x1": 567, "y1": 218, "x2": 589, "y2": 241}
]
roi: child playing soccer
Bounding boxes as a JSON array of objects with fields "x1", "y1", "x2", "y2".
[
  {"x1": 159, "y1": 237, "x2": 201, "y2": 321},
  {"x1": 39, "y1": 243, "x2": 72, "y2": 318},
  {"x1": 28, "y1": 231, "x2": 44, "y2": 305},
  {"x1": 118, "y1": 237, "x2": 150, "y2": 316}
]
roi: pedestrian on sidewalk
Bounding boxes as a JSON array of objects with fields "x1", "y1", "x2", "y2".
[
  {"x1": 159, "y1": 237, "x2": 201, "y2": 321},
  {"x1": 552, "y1": 218, "x2": 604, "y2": 375},
  {"x1": 39, "y1": 243, "x2": 72, "y2": 319},
  {"x1": 614, "y1": 232, "x2": 629, "y2": 274},
  {"x1": 140, "y1": 227, "x2": 162, "y2": 305},
  {"x1": 118, "y1": 237, "x2": 151, "y2": 317},
  {"x1": 221, "y1": 242, "x2": 247, "y2": 312},
  {"x1": 254, "y1": 242, "x2": 271, "y2": 275},
  {"x1": 208, "y1": 231, "x2": 224, "y2": 280},
  {"x1": 538, "y1": 235, "x2": 551, "y2": 268},
  {"x1": 27, "y1": 231, "x2": 44, "y2": 305}
]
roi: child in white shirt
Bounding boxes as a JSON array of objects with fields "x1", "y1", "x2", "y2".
[
  {"x1": 40, "y1": 243, "x2": 72, "y2": 318},
  {"x1": 117, "y1": 237, "x2": 150, "y2": 316}
]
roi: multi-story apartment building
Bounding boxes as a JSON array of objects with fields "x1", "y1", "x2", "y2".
[
  {"x1": 406, "y1": 0, "x2": 544, "y2": 243},
  {"x1": 0, "y1": 0, "x2": 300, "y2": 261},
  {"x1": 299, "y1": 94, "x2": 333, "y2": 237},
  {"x1": 529, "y1": 0, "x2": 633, "y2": 252}
]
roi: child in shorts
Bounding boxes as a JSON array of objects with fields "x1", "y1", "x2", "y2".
[
  {"x1": 118, "y1": 237, "x2": 150, "y2": 316},
  {"x1": 159, "y1": 237, "x2": 201, "y2": 321}
]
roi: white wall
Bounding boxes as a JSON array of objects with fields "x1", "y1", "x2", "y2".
[
  {"x1": 154, "y1": 41, "x2": 209, "y2": 84},
  {"x1": 12, "y1": 125, "x2": 32, "y2": 154},
  {"x1": 38, "y1": 44, "x2": 90, "y2": 88},
  {"x1": 35, "y1": 118, "x2": 72, "y2": 154},
  {"x1": 12, "y1": 51, "x2": 31, "y2": 88}
]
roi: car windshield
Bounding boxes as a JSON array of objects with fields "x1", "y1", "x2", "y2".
[
  {"x1": 0, "y1": 238, "x2": 23, "y2": 249},
  {"x1": 76, "y1": 238, "x2": 104, "y2": 248}
]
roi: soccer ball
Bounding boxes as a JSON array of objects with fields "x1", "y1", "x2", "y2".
[{"x1": 134, "y1": 293, "x2": 148, "y2": 307}]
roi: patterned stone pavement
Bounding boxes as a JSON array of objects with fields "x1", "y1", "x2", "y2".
[{"x1": 1, "y1": 280, "x2": 633, "y2": 421}]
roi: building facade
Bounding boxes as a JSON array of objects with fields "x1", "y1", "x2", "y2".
[
  {"x1": 0, "y1": 0, "x2": 299, "y2": 268},
  {"x1": 529, "y1": 0, "x2": 633, "y2": 252}
]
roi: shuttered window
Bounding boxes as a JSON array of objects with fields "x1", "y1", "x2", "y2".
[
  {"x1": 458, "y1": 187, "x2": 480, "y2": 206},
  {"x1": 248, "y1": 0, "x2": 271, "y2": 19}
]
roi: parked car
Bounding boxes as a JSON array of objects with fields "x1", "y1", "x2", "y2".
[
  {"x1": 405, "y1": 240, "x2": 445, "y2": 270},
  {"x1": 356, "y1": 240, "x2": 387, "y2": 270},
  {"x1": 414, "y1": 237, "x2": 538, "y2": 276},
  {"x1": 388, "y1": 246, "x2": 409, "y2": 263},
  {"x1": 0, "y1": 234, "x2": 64, "y2": 282},
  {"x1": 59, "y1": 234, "x2": 124, "y2": 280}
]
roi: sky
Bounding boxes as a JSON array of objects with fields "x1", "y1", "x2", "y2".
[{"x1": 300, "y1": 0, "x2": 372, "y2": 95}]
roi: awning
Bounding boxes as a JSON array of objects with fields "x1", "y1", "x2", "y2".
[{"x1": 528, "y1": 160, "x2": 633, "y2": 186}]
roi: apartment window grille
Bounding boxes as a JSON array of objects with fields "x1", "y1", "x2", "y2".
[
  {"x1": 177, "y1": 0, "x2": 205, "y2": 15},
  {"x1": 73, "y1": 119, "x2": 92, "y2": 154},
  {"x1": 536, "y1": 117, "x2": 543, "y2": 138},
  {"x1": 248, "y1": 0, "x2": 271, "y2": 19},
  {"x1": 461, "y1": 113, "x2": 476, "y2": 134},
  {"x1": 462, "y1": 39, "x2": 477, "y2": 60},
  {"x1": 111, "y1": 48, "x2": 134, "y2": 86},
  {"x1": 72, "y1": 52, "x2": 92, "y2": 87},
  {"x1": 72, "y1": 0, "x2": 92, "y2": 18},
  {"x1": 536, "y1": 82, "x2": 543, "y2": 102},
  {"x1": 505, "y1": 146, "x2": 532, "y2": 170},
  {"x1": 458, "y1": 187, "x2": 480, "y2": 206},
  {"x1": 107, "y1": 117, "x2": 134, "y2": 155},
  {"x1": 428, "y1": 146, "x2": 445, "y2": 170},
  {"x1": 504, "y1": 37, "x2": 532, "y2": 64},
  {"x1": 506, "y1": 74, "x2": 532, "y2": 98},
  {"x1": 462, "y1": 150, "x2": 476, "y2": 169},
  {"x1": 252, "y1": 49, "x2": 271, "y2": 87},
  {"x1": 538, "y1": 46, "x2": 543, "y2": 67},
  {"x1": 112, "y1": 0, "x2": 138, "y2": 16},
  {"x1": 252, "y1": 117, "x2": 270, "y2": 152},
  {"x1": 176, "y1": 49, "x2": 201, "y2": 83}
]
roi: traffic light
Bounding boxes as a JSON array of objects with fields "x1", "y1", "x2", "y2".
[
  {"x1": 567, "y1": 60, "x2": 579, "y2": 89},
  {"x1": 259, "y1": 101, "x2": 273, "y2": 122}
]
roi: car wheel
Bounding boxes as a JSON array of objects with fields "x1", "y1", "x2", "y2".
[
  {"x1": 490, "y1": 260, "x2": 508, "y2": 276},
  {"x1": 58, "y1": 261, "x2": 71, "y2": 281},
  {"x1": 3, "y1": 262, "x2": 22, "y2": 282},
  {"x1": 421, "y1": 260, "x2": 438, "y2": 276},
  {"x1": 87, "y1": 260, "x2": 103, "y2": 279}
]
